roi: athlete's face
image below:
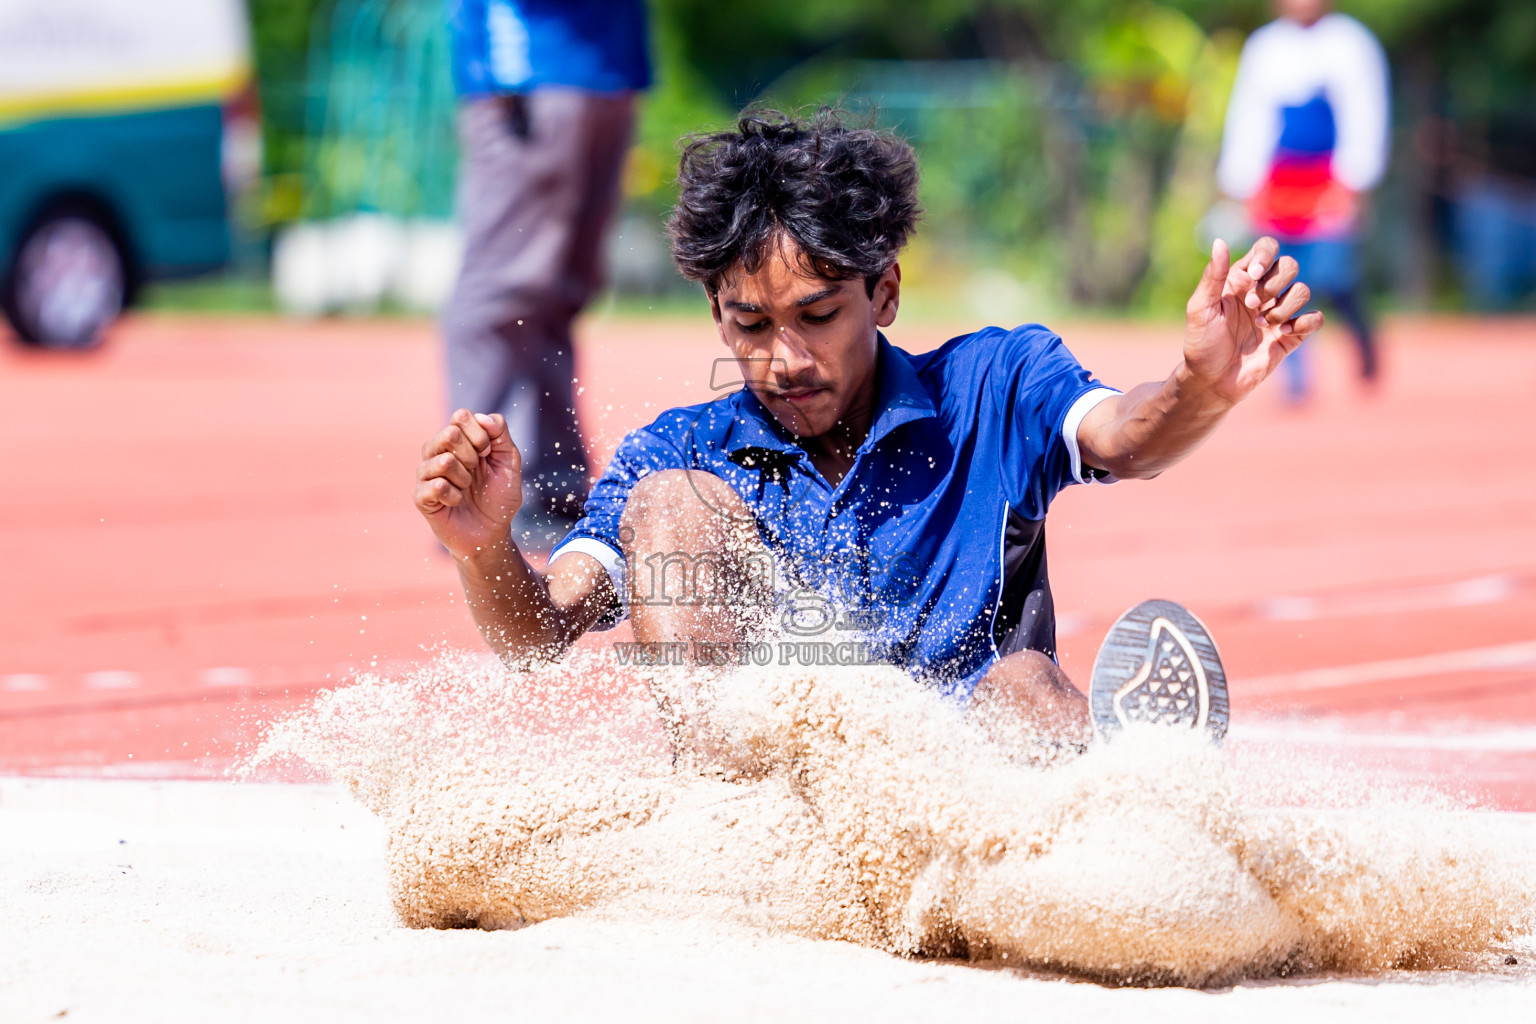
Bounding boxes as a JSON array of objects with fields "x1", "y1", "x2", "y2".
[{"x1": 710, "y1": 240, "x2": 900, "y2": 441}]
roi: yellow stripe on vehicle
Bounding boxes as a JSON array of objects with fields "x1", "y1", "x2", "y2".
[{"x1": 0, "y1": 65, "x2": 251, "y2": 127}]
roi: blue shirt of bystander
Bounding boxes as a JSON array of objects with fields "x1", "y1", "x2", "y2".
[{"x1": 447, "y1": 0, "x2": 651, "y2": 96}]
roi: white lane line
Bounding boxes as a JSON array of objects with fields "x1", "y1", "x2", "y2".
[
  {"x1": 1055, "y1": 611, "x2": 1090, "y2": 638},
  {"x1": 2, "y1": 674, "x2": 48, "y2": 692},
  {"x1": 199, "y1": 666, "x2": 253, "y2": 688},
  {"x1": 1257, "y1": 574, "x2": 1517, "y2": 622},
  {"x1": 81, "y1": 670, "x2": 141, "y2": 690},
  {"x1": 1234, "y1": 723, "x2": 1536, "y2": 752},
  {"x1": 1243, "y1": 639, "x2": 1536, "y2": 694}
]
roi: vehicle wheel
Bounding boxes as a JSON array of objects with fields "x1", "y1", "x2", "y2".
[{"x1": 1, "y1": 209, "x2": 127, "y2": 349}]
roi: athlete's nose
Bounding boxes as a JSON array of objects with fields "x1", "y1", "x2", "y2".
[{"x1": 769, "y1": 328, "x2": 817, "y2": 384}]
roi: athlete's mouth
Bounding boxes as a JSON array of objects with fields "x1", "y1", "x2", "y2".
[{"x1": 766, "y1": 381, "x2": 830, "y2": 404}]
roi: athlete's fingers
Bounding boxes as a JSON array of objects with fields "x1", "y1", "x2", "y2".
[
  {"x1": 1229, "y1": 236, "x2": 1279, "y2": 303},
  {"x1": 450, "y1": 408, "x2": 491, "y2": 453},
  {"x1": 1266, "y1": 281, "x2": 1312, "y2": 326},
  {"x1": 1249, "y1": 255, "x2": 1300, "y2": 309},
  {"x1": 414, "y1": 477, "x2": 463, "y2": 513},
  {"x1": 475, "y1": 413, "x2": 521, "y2": 464},
  {"x1": 1188, "y1": 238, "x2": 1231, "y2": 313},
  {"x1": 420, "y1": 421, "x2": 477, "y2": 463},
  {"x1": 1240, "y1": 236, "x2": 1280, "y2": 280},
  {"x1": 475, "y1": 412, "x2": 508, "y2": 445},
  {"x1": 1260, "y1": 275, "x2": 1303, "y2": 322},
  {"x1": 433, "y1": 420, "x2": 479, "y2": 469},
  {"x1": 418, "y1": 451, "x2": 474, "y2": 490},
  {"x1": 428, "y1": 422, "x2": 483, "y2": 472},
  {"x1": 1283, "y1": 310, "x2": 1326, "y2": 339}
]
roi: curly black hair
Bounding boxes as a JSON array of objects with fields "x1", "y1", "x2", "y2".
[{"x1": 667, "y1": 108, "x2": 922, "y2": 294}]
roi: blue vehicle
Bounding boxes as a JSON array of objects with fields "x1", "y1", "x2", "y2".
[{"x1": 0, "y1": 0, "x2": 258, "y2": 348}]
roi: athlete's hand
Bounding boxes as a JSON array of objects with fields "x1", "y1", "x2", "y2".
[
  {"x1": 1182, "y1": 236, "x2": 1326, "y2": 405},
  {"x1": 414, "y1": 409, "x2": 522, "y2": 561}
]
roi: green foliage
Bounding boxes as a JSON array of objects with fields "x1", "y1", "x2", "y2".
[
  {"x1": 243, "y1": 0, "x2": 1536, "y2": 310},
  {"x1": 620, "y1": 9, "x2": 734, "y2": 217},
  {"x1": 247, "y1": 2, "x2": 321, "y2": 176},
  {"x1": 636, "y1": 0, "x2": 1536, "y2": 311}
]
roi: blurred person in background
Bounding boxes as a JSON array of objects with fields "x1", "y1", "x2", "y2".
[
  {"x1": 443, "y1": 0, "x2": 650, "y2": 549},
  {"x1": 1217, "y1": 0, "x2": 1389, "y2": 402}
]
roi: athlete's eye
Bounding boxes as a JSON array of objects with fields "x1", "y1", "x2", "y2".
[
  {"x1": 802, "y1": 308, "x2": 838, "y2": 326},
  {"x1": 735, "y1": 319, "x2": 772, "y2": 334}
]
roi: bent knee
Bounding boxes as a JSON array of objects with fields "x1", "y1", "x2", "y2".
[
  {"x1": 628, "y1": 469, "x2": 744, "y2": 510},
  {"x1": 628, "y1": 469, "x2": 704, "y2": 504},
  {"x1": 620, "y1": 470, "x2": 749, "y2": 541},
  {"x1": 977, "y1": 649, "x2": 1077, "y2": 703}
]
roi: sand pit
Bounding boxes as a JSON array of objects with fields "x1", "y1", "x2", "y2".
[
  {"x1": 224, "y1": 654, "x2": 1536, "y2": 993},
  {"x1": 2, "y1": 775, "x2": 1533, "y2": 1023}
]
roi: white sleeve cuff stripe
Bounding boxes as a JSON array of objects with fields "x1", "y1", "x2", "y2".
[
  {"x1": 1061, "y1": 387, "x2": 1121, "y2": 485},
  {"x1": 549, "y1": 537, "x2": 627, "y2": 614}
]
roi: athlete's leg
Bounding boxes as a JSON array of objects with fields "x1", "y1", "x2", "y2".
[
  {"x1": 618, "y1": 469, "x2": 774, "y2": 649},
  {"x1": 974, "y1": 600, "x2": 1232, "y2": 757},
  {"x1": 970, "y1": 650, "x2": 1092, "y2": 758},
  {"x1": 619, "y1": 469, "x2": 773, "y2": 766}
]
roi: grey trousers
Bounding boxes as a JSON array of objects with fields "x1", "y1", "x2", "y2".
[{"x1": 441, "y1": 89, "x2": 635, "y2": 522}]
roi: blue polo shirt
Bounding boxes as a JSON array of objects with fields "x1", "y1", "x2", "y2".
[
  {"x1": 552, "y1": 326, "x2": 1119, "y2": 698},
  {"x1": 448, "y1": 0, "x2": 651, "y2": 96}
]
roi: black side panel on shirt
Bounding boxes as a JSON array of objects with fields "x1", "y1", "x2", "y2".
[{"x1": 991, "y1": 508, "x2": 1056, "y2": 661}]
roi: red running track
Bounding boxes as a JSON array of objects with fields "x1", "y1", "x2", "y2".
[{"x1": 1, "y1": 313, "x2": 1533, "y2": 803}]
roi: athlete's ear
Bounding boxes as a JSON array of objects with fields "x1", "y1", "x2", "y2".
[
  {"x1": 873, "y1": 263, "x2": 901, "y2": 329},
  {"x1": 707, "y1": 287, "x2": 731, "y2": 349}
]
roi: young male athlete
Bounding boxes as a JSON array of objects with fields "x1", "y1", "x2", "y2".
[{"x1": 414, "y1": 111, "x2": 1324, "y2": 749}]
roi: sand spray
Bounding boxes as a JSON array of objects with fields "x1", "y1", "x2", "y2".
[{"x1": 247, "y1": 650, "x2": 1536, "y2": 986}]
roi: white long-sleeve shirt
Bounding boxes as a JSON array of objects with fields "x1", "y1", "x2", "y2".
[{"x1": 1217, "y1": 13, "x2": 1390, "y2": 203}]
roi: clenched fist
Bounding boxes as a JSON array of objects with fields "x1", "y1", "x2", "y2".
[{"x1": 414, "y1": 408, "x2": 522, "y2": 561}]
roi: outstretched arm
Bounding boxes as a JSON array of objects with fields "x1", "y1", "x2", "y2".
[
  {"x1": 414, "y1": 409, "x2": 614, "y2": 665},
  {"x1": 1077, "y1": 236, "x2": 1324, "y2": 480}
]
